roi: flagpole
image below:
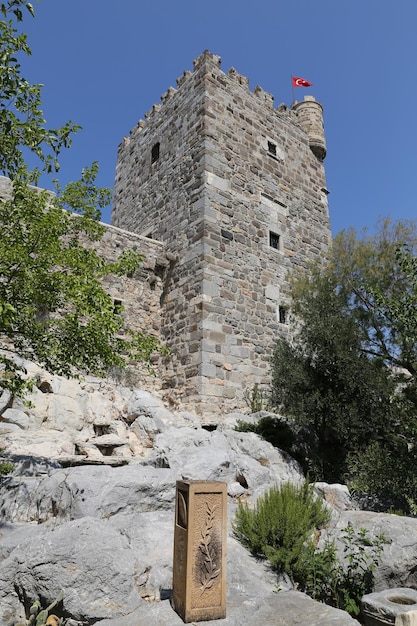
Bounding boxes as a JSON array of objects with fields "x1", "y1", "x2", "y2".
[{"x1": 291, "y1": 76, "x2": 295, "y2": 105}]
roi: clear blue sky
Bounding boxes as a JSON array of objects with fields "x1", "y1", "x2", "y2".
[{"x1": 20, "y1": 0, "x2": 417, "y2": 235}]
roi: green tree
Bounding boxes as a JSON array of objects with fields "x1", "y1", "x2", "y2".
[
  {"x1": 0, "y1": 1, "x2": 161, "y2": 399},
  {"x1": 0, "y1": 1, "x2": 80, "y2": 181},
  {"x1": 271, "y1": 218, "x2": 417, "y2": 493},
  {"x1": 333, "y1": 219, "x2": 417, "y2": 380},
  {"x1": 271, "y1": 269, "x2": 398, "y2": 481}
]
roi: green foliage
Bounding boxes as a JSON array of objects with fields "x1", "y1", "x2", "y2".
[
  {"x1": 0, "y1": 460, "x2": 14, "y2": 475},
  {"x1": 0, "y1": 1, "x2": 80, "y2": 181},
  {"x1": 234, "y1": 484, "x2": 385, "y2": 617},
  {"x1": 271, "y1": 268, "x2": 398, "y2": 482},
  {"x1": 0, "y1": 3, "x2": 163, "y2": 398},
  {"x1": 233, "y1": 481, "x2": 330, "y2": 580},
  {"x1": 0, "y1": 167, "x2": 161, "y2": 398},
  {"x1": 331, "y1": 219, "x2": 417, "y2": 380},
  {"x1": 28, "y1": 589, "x2": 64, "y2": 625},
  {"x1": 301, "y1": 526, "x2": 386, "y2": 616},
  {"x1": 336, "y1": 526, "x2": 386, "y2": 616},
  {"x1": 244, "y1": 382, "x2": 266, "y2": 413},
  {"x1": 348, "y1": 442, "x2": 417, "y2": 512},
  {"x1": 270, "y1": 219, "x2": 417, "y2": 487}
]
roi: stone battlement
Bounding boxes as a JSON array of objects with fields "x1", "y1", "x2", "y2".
[
  {"x1": 120, "y1": 51, "x2": 325, "y2": 162},
  {"x1": 111, "y1": 51, "x2": 331, "y2": 415}
]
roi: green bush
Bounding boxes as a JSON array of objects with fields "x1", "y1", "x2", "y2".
[
  {"x1": 234, "y1": 481, "x2": 386, "y2": 617},
  {"x1": 348, "y1": 442, "x2": 417, "y2": 513},
  {"x1": 233, "y1": 481, "x2": 330, "y2": 579},
  {"x1": 303, "y1": 526, "x2": 386, "y2": 616},
  {"x1": 0, "y1": 461, "x2": 14, "y2": 476}
]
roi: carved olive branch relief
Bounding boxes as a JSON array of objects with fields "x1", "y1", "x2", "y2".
[{"x1": 198, "y1": 502, "x2": 221, "y2": 594}]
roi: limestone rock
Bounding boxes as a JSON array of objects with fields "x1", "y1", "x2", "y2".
[
  {"x1": 0, "y1": 388, "x2": 12, "y2": 414},
  {"x1": 315, "y1": 482, "x2": 353, "y2": 510},
  {"x1": 0, "y1": 517, "x2": 144, "y2": 624},
  {"x1": 149, "y1": 427, "x2": 304, "y2": 499},
  {"x1": 0, "y1": 510, "x2": 359, "y2": 626},
  {"x1": 322, "y1": 510, "x2": 417, "y2": 590},
  {"x1": 0, "y1": 359, "x2": 415, "y2": 625},
  {"x1": 1, "y1": 408, "x2": 35, "y2": 430}
]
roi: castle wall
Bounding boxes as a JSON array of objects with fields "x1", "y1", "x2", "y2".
[
  {"x1": 84, "y1": 224, "x2": 167, "y2": 391},
  {"x1": 0, "y1": 174, "x2": 166, "y2": 392},
  {"x1": 112, "y1": 51, "x2": 332, "y2": 416}
]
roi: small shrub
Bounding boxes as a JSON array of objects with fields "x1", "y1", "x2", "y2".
[
  {"x1": 0, "y1": 461, "x2": 14, "y2": 476},
  {"x1": 233, "y1": 480, "x2": 330, "y2": 579},
  {"x1": 234, "y1": 482, "x2": 386, "y2": 617},
  {"x1": 336, "y1": 526, "x2": 386, "y2": 616},
  {"x1": 301, "y1": 539, "x2": 339, "y2": 604},
  {"x1": 243, "y1": 383, "x2": 265, "y2": 413}
]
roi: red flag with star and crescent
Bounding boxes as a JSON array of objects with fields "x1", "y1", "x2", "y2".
[{"x1": 292, "y1": 76, "x2": 313, "y2": 87}]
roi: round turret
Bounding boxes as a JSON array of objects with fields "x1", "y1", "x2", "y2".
[{"x1": 293, "y1": 96, "x2": 326, "y2": 160}]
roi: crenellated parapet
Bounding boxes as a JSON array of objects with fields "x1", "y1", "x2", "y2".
[
  {"x1": 227, "y1": 67, "x2": 249, "y2": 88},
  {"x1": 118, "y1": 50, "x2": 326, "y2": 157}
]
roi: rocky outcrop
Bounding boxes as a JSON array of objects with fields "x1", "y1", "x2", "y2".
[
  {"x1": 322, "y1": 509, "x2": 417, "y2": 591},
  {"x1": 1, "y1": 361, "x2": 416, "y2": 625}
]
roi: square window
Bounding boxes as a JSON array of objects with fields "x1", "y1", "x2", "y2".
[{"x1": 269, "y1": 231, "x2": 280, "y2": 250}]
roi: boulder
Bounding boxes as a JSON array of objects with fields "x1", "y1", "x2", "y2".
[
  {"x1": 321, "y1": 509, "x2": 417, "y2": 590},
  {"x1": 0, "y1": 517, "x2": 145, "y2": 624},
  {"x1": 315, "y1": 482, "x2": 353, "y2": 511},
  {"x1": 1, "y1": 408, "x2": 35, "y2": 430},
  {"x1": 0, "y1": 462, "x2": 178, "y2": 523},
  {"x1": 150, "y1": 427, "x2": 304, "y2": 499}
]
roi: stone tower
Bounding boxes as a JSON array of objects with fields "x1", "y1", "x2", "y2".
[{"x1": 111, "y1": 51, "x2": 331, "y2": 416}]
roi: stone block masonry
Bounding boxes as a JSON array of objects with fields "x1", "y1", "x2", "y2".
[
  {"x1": 0, "y1": 175, "x2": 167, "y2": 393},
  {"x1": 112, "y1": 50, "x2": 332, "y2": 417},
  {"x1": 1, "y1": 48, "x2": 333, "y2": 419}
]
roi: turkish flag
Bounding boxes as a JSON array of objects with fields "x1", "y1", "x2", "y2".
[{"x1": 292, "y1": 76, "x2": 313, "y2": 87}]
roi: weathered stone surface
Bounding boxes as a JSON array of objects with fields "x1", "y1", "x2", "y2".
[
  {"x1": 149, "y1": 427, "x2": 304, "y2": 499},
  {"x1": 0, "y1": 511, "x2": 360, "y2": 626},
  {"x1": 0, "y1": 388, "x2": 12, "y2": 414},
  {"x1": 111, "y1": 51, "x2": 331, "y2": 414},
  {"x1": 0, "y1": 463, "x2": 178, "y2": 523},
  {"x1": 361, "y1": 588, "x2": 417, "y2": 625},
  {"x1": 322, "y1": 510, "x2": 417, "y2": 590},
  {"x1": 0, "y1": 517, "x2": 144, "y2": 624},
  {"x1": 1, "y1": 360, "x2": 416, "y2": 625},
  {"x1": 396, "y1": 611, "x2": 417, "y2": 626},
  {"x1": 315, "y1": 481, "x2": 353, "y2": 511},
  {"x1": 1, "y1": 408, "x2": 35, "y2": 430}
]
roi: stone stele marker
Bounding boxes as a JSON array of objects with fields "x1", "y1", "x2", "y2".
[{"x1": 172, "y1": 480, "x2": 227, "y2": 623}]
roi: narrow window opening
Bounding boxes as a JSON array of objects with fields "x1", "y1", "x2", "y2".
[
  {"x1": 151, "y1": 142, "x2": 160, "y2": 164},
  {"x1": 279, "y1": 306, "x2": 287, "y2": 324},
  {"x1": 269, "y1": 231, "x2": 280, "y2": 250},
  {"x1": 267, "y1": 141, "x2": 277, "y2": 157},
  {"x1": 113, "y1": 299, "x2": 123, "y2": 315}
]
